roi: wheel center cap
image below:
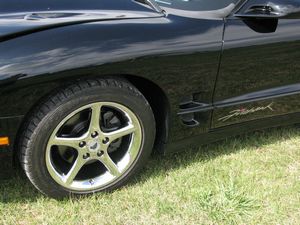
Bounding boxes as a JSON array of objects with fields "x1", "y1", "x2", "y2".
[{"x1": 87, "y1": 140, "x2": 100, "y2": 152}]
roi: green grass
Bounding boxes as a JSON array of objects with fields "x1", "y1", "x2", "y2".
[{"x1": 1, "y1": 126, "x2": 300, "y2": 225}]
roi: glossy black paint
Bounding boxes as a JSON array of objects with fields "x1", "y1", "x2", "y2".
[
  {"x1": 0, "y1": 14, "x2": 224, "y2": 155},
  {"x1": 0, "y1": 0, "x2": 163, "y2": 42},
  {"x1": 213, "y1": 18, "x2": 300, "y2": 127},
  {"x1": 1, "y1": 0, "x2": 300, "y2": 171},
  {"x1": 0, "y1": 0, "x2": 157, "y2": 13},
  {"x1": 235, "y1": 0, "x2": 300, "y2": 19}
]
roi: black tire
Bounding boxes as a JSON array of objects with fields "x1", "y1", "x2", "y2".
[{"x1": 19, "y1": 78, "x2": 156, "y2": 199}]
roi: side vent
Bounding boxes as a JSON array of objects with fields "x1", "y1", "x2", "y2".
[{"x1": 178, "y1": 94, "x2": 213, "y2": 127}]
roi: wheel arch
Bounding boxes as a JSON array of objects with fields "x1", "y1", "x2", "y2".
[
  {"x1": 13, "y1": 74, "x2": 170, "y2": 162},
  {"x1": 124, "y1": 74, "x2": 170, "y2": 153}
]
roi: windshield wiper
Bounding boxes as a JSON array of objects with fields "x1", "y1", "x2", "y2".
[{"x1": 134, "y1": 0, "x2": 164, "y2": 13}]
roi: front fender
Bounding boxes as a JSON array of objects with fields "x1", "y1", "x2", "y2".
[{"x1": 0, "y1": 15, "x2": 224, "y2": 148}]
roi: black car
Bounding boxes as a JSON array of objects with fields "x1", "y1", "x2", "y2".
[{"x1": 0, "y1": 0, "x2": 300, "y2": 198}]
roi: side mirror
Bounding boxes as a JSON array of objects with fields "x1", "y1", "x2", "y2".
[{"x1": 234, "y1": 0, "x2": 300, "y2": 19}]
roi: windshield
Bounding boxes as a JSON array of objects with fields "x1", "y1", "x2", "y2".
[
  {"x1": 152, "y1": 0, "x2": 240, "y2": 19},
  {"x1": 154, "y1": 0, "x2": 239, "y2": 11},
  {"x1": 134, "y1": 0, "x2": 164, "y2": 13}
]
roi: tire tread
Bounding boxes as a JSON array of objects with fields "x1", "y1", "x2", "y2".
[{"x1": 19, "y1": 78, "x2": 154, "y2": 198}]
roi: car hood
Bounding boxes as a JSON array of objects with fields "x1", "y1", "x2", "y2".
[{"x1": 0, "y1": 0, "x2": 163, "y2": 41}]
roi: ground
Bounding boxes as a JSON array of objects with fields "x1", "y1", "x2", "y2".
[{"x1": 0, "y1": 126, "x2": 300, "y2": 225}]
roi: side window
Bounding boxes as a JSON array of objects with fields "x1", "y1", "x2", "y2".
[{"x1": 155, "y1": 0, "x2": 239, "y2": 11}]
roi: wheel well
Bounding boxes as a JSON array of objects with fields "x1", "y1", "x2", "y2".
[
  {"x1": 13, "y1": 74, "x2": 170, "y2": 160},
  {"x1": 124, "y1": 75, "x2": 170, "y2": 153}
]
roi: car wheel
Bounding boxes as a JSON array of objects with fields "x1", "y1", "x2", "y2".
[{"x1": 19, "y1": 78, "x2": 156, "y2": 198}]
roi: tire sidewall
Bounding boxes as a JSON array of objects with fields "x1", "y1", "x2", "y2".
[{"x1": 26, "y1": 84, "x2": 155, "y2": 197}]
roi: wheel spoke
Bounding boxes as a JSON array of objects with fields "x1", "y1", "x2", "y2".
[
  {"x1": 45, "y1": 101, "x2": 143, "y2": 191},
  {"x1": 99, "y1": 153, "x2": 121, "y2": 177},
  {"x1": 89, "y1": 104, "x2": 102, "y2": 133},
  {"x1": 63, "y1": 156, "x2": 86, "y2": 185},
  {"x1": 104, "y1": 124, "x2": 135, "y2": 142},
  {"x1": 50, "y1": 136, "x2": 82, "y2": 150}
]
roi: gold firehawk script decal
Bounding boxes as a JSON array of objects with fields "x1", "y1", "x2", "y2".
[{"x1": 218, "y1": 103, "x2": 274, "y2": 122}]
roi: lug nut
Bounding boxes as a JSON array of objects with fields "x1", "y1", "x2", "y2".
[
  {"x1": 91, "y1": 131, "x2": 98, "y2": 138},
  {"x1": 102, "y1": 137, "x2": 110, "y2": 144},
  {"x1": 97, "y1": 151, "x2": 104, "y2": 157},
  {"x1": 79, "y1": 141, "x2": 86, "y2": 148},
  {"x1": 83, "y1": 153, "x2": 90, "y2": 159}
]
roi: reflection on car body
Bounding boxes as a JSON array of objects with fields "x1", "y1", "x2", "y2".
[{"x1": 0, "y1": 0, "x2": 300, "y2": 198}]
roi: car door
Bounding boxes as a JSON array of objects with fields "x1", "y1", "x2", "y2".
[
  {"x1": 152, "y1": 0, "x2": 240, "y2": 138},
  {"x1": 212, "y1": 0, "x2": 300, "y2": 128}
]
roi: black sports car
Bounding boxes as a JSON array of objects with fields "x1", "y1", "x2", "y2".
[{"x1": 0, "y1": 0, "x2": 300, "y2": 198}]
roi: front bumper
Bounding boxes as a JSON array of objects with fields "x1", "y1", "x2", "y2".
[
  {"x1": 0, "y1": 151, "x2": 14, "y2": 179},
  {"x1": 0, "y1": 116, "x2": 23, "y2": 178}
]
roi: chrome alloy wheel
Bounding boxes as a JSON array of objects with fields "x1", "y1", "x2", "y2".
[{"x1": 45, "y1": 102, "x2": 142, "y2": 192}]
